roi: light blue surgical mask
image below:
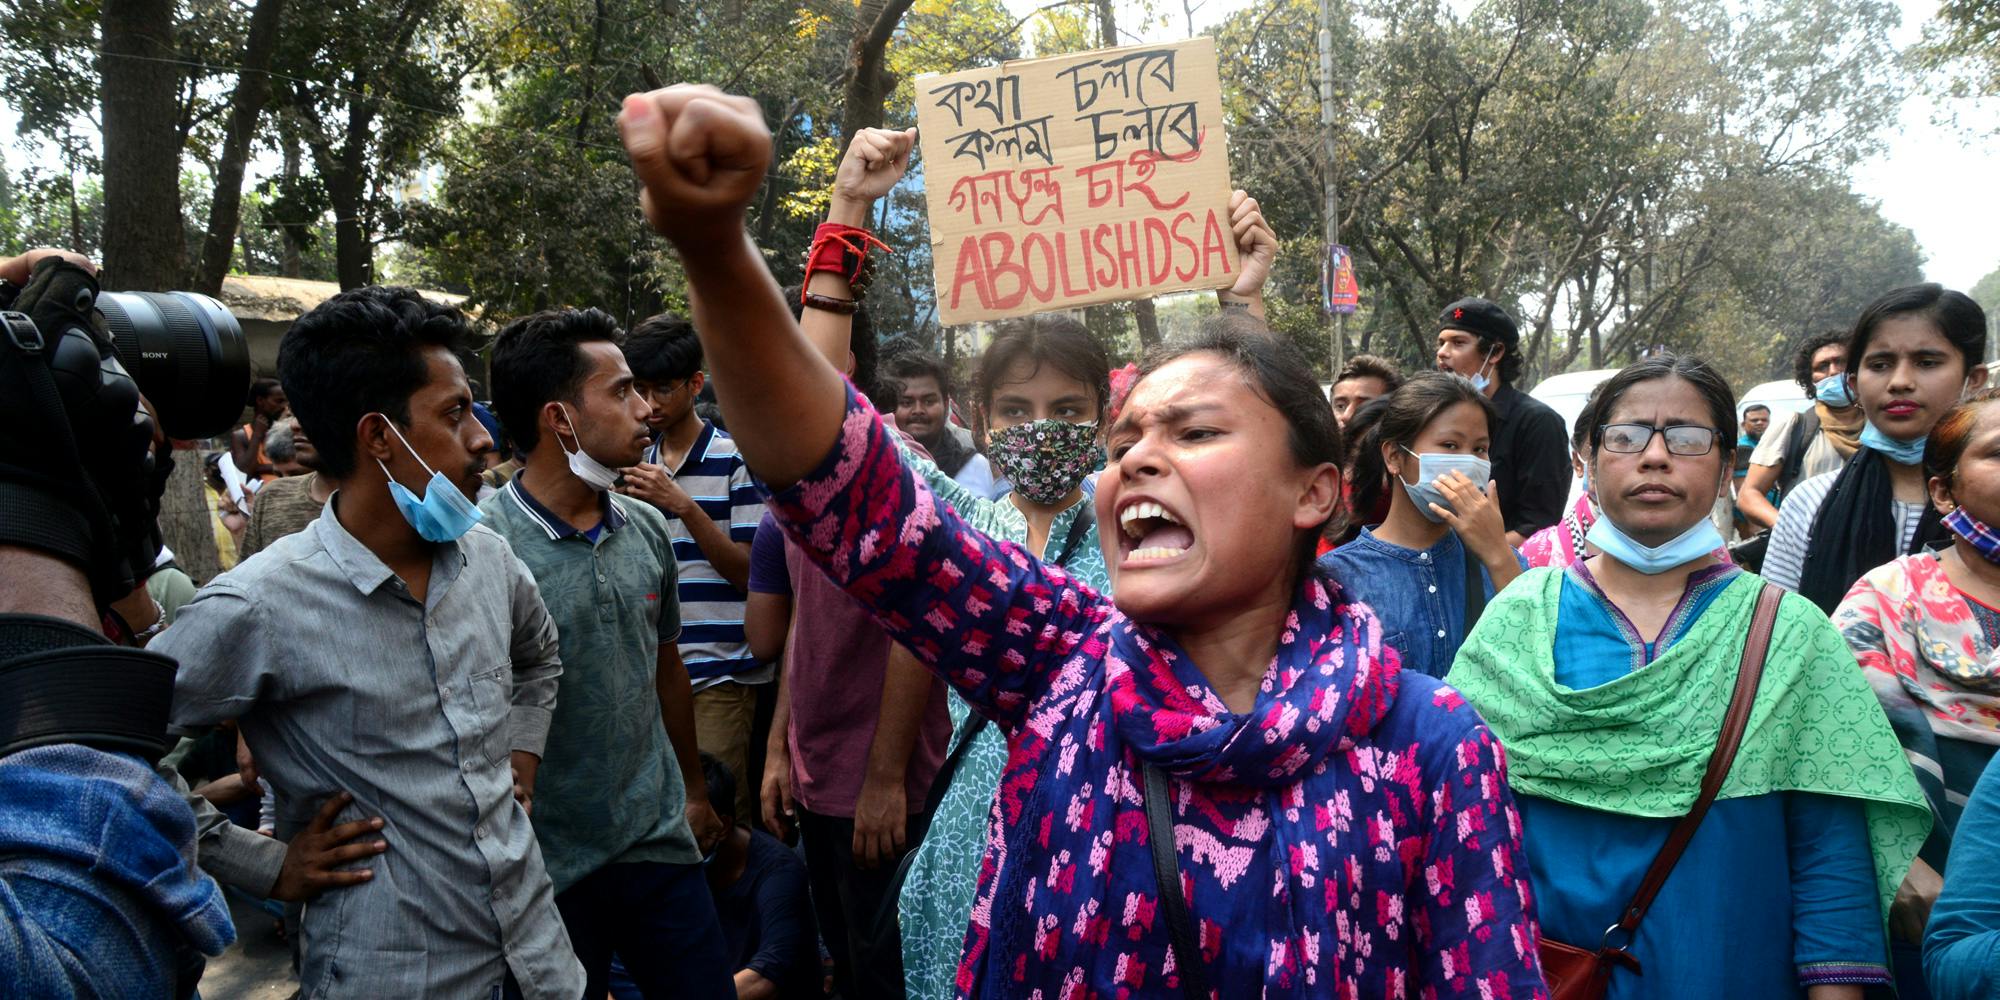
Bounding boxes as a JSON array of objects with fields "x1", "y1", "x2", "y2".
[
  {"x1": 1814, "y1": 374, "x2": 1856, "y2": 408},
  {"x1": 1860, "y1": 420, "x2": 1926, "y2": 465},
  {"x1": 1585, "y1": 514, "x2": 1722, "y2": 574},
  {"x1": 376, "y1": 418, "x2": 483, "y2": 543},
  {"x1": 1399, "y1": 446, "x2": 1492, "y2": 524},
  {"x1": 1468, "y1": 345, "x2": 1500, "y2": 393}
]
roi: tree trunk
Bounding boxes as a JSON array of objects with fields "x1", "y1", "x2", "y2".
[
  {"x1": 575, "y1": 0, "x2": 606, "y2": 144},
  {"x1": 837, "y1": 0, "x2": 915, "y2": 142},
  {"x1": 278, "y1": 128, "x2": 304, "y2": 278},
  {"x1": 309, "y1": 77, "x2": 379, "y2": 290},
  {"x1": 1095, "y1": 0, "x2": 1162, "y2": 348},
  {"x1": 328, "y1": 170, "x2": 370, "y2": 289},
  {"x1": 194, "y1": 0, "x2": 290, "y2": 296},
  {"x1": 99, "y1": 0, "x2": 186, "y2": 292}
]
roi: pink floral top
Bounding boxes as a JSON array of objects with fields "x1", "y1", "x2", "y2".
[{"x1": 761, "y1": 386, "x2": 1549, "y2": 998}]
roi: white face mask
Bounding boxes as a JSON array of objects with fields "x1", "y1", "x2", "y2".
[{"x1": 556, "y1": 403, "x2": 621, "y2": 492}]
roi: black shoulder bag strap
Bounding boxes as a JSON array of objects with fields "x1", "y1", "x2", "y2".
[
  {"x1": 1776, "y1": 407, "x2": 1821, "y2": 496},
  {"x1": 1052, "y1": 501, "x2": 1096, "y2": 569},
  {"x1": 1144, "y1": 763, "x2": 1212, "y2": 999}
]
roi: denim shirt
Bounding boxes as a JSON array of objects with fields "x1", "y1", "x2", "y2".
[{"x1": 1318, "y1": 527, "x2": 1512, "y2": 678}]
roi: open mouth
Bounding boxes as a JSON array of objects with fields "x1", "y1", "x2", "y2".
[{"x1": 1118, "y1": 498, "x2": 1194, "y2": 563}]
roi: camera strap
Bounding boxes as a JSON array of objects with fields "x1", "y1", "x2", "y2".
[{"x1": 0, "y1": 614, "x2": 179, "y2": 764}]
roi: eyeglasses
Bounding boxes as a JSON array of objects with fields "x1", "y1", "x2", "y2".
[{"x1": 1598, "y1": 423, "x2": 1720, "y2": 456}]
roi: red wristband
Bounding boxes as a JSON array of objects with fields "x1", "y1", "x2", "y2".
[{"x1": 803, "y1": 223, "x2": 891, "y2": 295}]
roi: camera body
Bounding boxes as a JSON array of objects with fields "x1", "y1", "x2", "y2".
[{"x1": 0, "y1": 269, "x2": 250, "y2": 764}]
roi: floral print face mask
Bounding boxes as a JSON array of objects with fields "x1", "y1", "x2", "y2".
[{"x1": 988, "y1": 418, "x2": 1103, "y2": 505}]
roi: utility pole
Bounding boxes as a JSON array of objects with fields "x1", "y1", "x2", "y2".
[{"x1": 1319, "y1": 0, "x2": 1345, "y2": 378}]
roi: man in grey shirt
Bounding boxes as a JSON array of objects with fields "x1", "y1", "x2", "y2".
[{"x1": 153, "y1": 286, "x2": 583, "y2": 998}]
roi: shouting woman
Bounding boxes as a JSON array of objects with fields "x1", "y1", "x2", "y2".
[{"x1": 618, "y1": 85, "x2": 1548, "y2": 997}]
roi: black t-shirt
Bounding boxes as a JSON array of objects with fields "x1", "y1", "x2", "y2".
[
  {"x1": 1488, "y1": 383, "x2": 1570, "y2": 538},
  {"x1": 713, "y1": 829, "x2": 820, "y2": 997}
]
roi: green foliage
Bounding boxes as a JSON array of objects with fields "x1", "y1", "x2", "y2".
[
  {"x1": 1970, "y1": 264, "x2": 2000, "y2": 312},
  {"x1": 1214, "y1": 0, "x2": 1918, "y2": 383},
  {"x1": 1916, "y1": 0, "x2": 2000, "y2": 112}
]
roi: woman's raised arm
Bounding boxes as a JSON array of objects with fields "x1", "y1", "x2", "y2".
[{"x1": 618, "y1": 85, "x2": 845, "y2": 490}]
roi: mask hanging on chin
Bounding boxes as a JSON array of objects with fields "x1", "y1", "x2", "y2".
[
  {"x1": 1582, "y1": 494, "x2": 1724, "y2": 573},
  {"x1": 1858, "y1": 420, "x2": 1927, "y2": 466},
  {"x1": 375, "y1": 418, "x2": 483, "y2": 543},
  {"x1": 1468, "y1": 345, "x2": 1500, "y2": 393},
  {"x1": 1945, "y1": 507, "x2": 2000, "y2": 565},
  {"x1": 556, "y1": 404, "x2": 622, "y2": 492}
]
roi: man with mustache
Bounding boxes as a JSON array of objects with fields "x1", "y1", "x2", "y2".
[{"x1": 155, "y1": 286, "x2": 585, "y2": 997}]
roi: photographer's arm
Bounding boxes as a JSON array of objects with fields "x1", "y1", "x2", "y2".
[
  {"x1": 0, "y1": 249, "x2": 94, "y2": 285},
  {"x1": 0, "y1": 548, "x2": 95, "y2": 626}
]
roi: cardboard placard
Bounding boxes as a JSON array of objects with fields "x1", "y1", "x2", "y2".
[{"x1": 915, "y1": 37, "x2": 1238, "y2": 326}]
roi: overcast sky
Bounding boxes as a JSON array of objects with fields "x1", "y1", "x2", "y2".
[{"x1": 4, "y1": 0, "x2": 1990, "y2": 287}]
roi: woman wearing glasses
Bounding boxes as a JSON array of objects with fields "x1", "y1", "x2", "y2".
[
  {"x1": 1762, "y1": 285, "x2": 1990, "y2": 611},
  {"x1": 1452, "y1": 355, "x2": 1929, "y2": 1000}
]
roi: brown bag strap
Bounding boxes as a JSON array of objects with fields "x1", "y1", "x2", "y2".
[{"x1": 1610, "y1": 581, "x2": 1782, "y2": 938}]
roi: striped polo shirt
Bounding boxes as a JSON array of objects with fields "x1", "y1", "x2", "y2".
[{"x1": 645, "y1": 420, "x2": 768, "y2": 689}]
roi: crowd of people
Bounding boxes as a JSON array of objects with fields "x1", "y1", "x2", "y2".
[{"x1": 7, "y1": 79, "x2": 2000, "y2": 1000}]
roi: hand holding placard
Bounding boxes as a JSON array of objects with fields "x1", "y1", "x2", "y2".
[{"x1": 915, "y1": 38, "x2": 1239, "y2": 325}]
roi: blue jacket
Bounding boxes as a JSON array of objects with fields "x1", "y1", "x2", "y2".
[{"x1": 0, "y1": 743, "x2": 234, "y2": 997}]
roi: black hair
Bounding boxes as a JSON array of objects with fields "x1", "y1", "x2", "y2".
[
  {"x1": 974, "y1": 314, "x2": 1111, "y2": 441},
  {"x1": 249, "y1": 377, "x2": 283, "y2": 404},
  {"x1": 1137, "y1": 313, "x2": 1345, "y2": 572},
  {"x1": 1742, "y1": 404, "x2": 1771, "y2": 416},
  {"x1": 1478, "y1": 333, "x2": 1523, "y2": 386},
  {"x1": 699, "y1": 751, "x2": 734, "y2": 822},
  {"x1": 1349, "y1": 372, "x2": 1495, "y2": 523},
  {"x1": 277, "y1": 286, "x2": 475, "y2": 479},
  {"x1": 1584, "y1": 353, "x2": 1738, "y2": 458},
  {"x1": 624, "y1": 313, "x2": 703, "y2": 384},
  {"x1": 1847, "y1": 283, "x2": 1989, "y2": 376},
  {"x1": 782, "y1": 286, "x2": 876, "y2": 402},
  {"x1": 489, "y1": 307, "x2": 626, "y2": 454},
  {"x1": 885, "y1": 350, "x2": 955, "y2": 403},
  {"x1": 1793, "y1": 329, "x2": 1849, "y2": 395},
  {"x1": 1334, "y1": 354, "x2": 1405, "y2": 394}
]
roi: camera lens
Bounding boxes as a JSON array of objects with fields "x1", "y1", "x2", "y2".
[{"x1": 97, "y1": 291, "x2": 251, "y2": 441}]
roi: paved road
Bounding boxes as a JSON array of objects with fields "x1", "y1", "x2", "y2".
[{"x1": 197, "y1": 889, "x2": 298, "y2": 999}]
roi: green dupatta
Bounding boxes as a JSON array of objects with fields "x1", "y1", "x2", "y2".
[{"x1": 1449, "y1": 566, "x2": 1930, "y2": 916}]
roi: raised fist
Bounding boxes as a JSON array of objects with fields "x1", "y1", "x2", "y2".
[
  {"x1": 620, "y1": 85, "x2": 773, "y2": 247},
  {"x1": 832, "y1": 127, "x2": 918, "y2": 208}
]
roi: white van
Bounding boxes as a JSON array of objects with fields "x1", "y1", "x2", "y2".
[
  {"x1": 1527, "y1": 369, "x2": 1622, "y2": 442},
  {"x1": 1737, "y1": 379, "x2": 1812, "y2": 421}
]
